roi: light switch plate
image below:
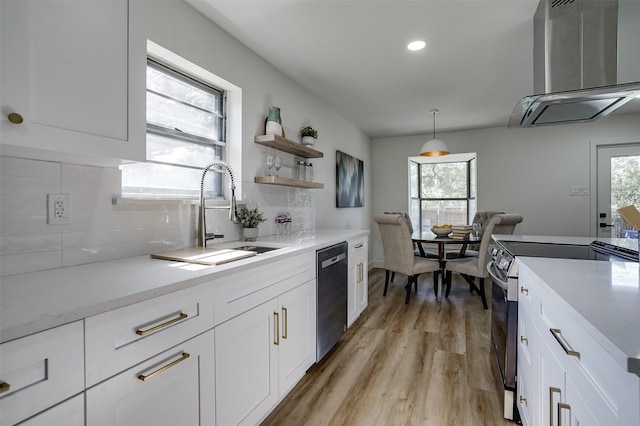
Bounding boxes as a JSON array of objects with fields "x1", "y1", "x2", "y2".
[{"x1": 569, "y1": 186, "x2": 589, "y2": 196}]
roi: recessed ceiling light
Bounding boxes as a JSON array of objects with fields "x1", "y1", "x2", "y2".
[{"x1": 407, "y1": 40, "x2": 426, "y2": 51}]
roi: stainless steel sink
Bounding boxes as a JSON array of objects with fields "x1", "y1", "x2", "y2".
[{"x1": 232, "y1": 245, "x2": 281, "y2": 254}]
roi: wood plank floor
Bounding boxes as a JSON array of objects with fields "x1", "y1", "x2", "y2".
[{"x1": 261, "y1": 268, "x2": 513, "y2": 426}]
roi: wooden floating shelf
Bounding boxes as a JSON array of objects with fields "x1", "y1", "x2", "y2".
[
  {"x1": 254, "y1": 134, "x2": 323, "y2": 159},
  {"x1": 254, "y1": 176, "x2": 324, "y2": 189}
]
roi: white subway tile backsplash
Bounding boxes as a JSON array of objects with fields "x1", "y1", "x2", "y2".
[
  {"x1": 0, "y1": 251, "x2": 62, "y2": 276},
  {"x1": 0, "y1": 233, "x2": 61, "y2": 255},
  {"x1": 0, "y1": 156, "x2": 316, "y2": 276},
  {"x1": 0, "y1": 157, "x2": 60, "y2": 178},
  {"x1": 63, "y1": 243, "x2": 135, "y2": 267}
]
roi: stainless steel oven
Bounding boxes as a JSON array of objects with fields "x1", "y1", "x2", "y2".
[{"x1": 487, "y1": 238, "x2": 639, "y2": 423}]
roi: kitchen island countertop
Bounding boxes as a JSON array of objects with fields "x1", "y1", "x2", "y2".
[
  {"x1": 518, "y1": 256, "x2": 640, "y2": 376},
  {"x1": 0, "y1": 229, "x2": 368, "y2": 344}
]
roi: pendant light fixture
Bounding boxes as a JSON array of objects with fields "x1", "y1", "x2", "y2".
[{"x1": 420, "y1": 109, "x2": 449, "y2": 156}]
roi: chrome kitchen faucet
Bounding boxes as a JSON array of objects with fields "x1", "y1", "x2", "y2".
[{"x1": 198, "y1": 161, "x2": 238, "y2": 247}]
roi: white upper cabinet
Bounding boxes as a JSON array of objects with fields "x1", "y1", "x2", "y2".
[{"x1": 0, "y1": 0, "x2": 146, "y2": 164}]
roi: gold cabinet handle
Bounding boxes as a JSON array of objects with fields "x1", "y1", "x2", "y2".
[
  {"x1": 550, "y1": 328, "x2": 580, "y2": 358},
  {"x1": 519, "y1": 395, "x2": 527, "y2": 406},
  {"x1": 282, "y1": 307, "x2": 288, "y2": 339},
  {"x1": 138, "y1": 352, "x2": 190, "y2": 381},
  {"x1": 136, "y1": 313, "x2": 188, "y2": 336},
  {"x1": 520, "y1": 336, "x2": 528, "y2": 344},
  {"x1": 7, "y1": 113, "x2": 24, "y2": 124},
  {"x1": 274, "y1": 312, "x2": 280, "y2": 345},
  {"x1": 558, "y1": 402, "x2": 571, "y2": 426},
  {"x1": 0, "y1": 382, "x2": 10, "y2": 394},
  {"x1": 550, "y1": 387, "x2": 561, "y2": 426},
  {"x1": 357, "y1": 263, "x2": 362, "y2": 283},
  {"x1": 520, "y1": 286, "x2": 528, "y2": 295},
  {"x1": 355, "y1": 243, "x2": 364, "y2": 249}
]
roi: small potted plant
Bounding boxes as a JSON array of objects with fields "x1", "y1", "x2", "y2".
[
  {"x1": 300, "y1": 126, "x2": 318, "y2": 146},
  {"x1": 237, "y1": 206, "x2": 267, "y2": 241}
]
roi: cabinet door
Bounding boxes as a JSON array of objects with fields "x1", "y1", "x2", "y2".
[
  {"x1": 215, "y1": 299, "x2": 279, "y2": 426},
  {"x1": 356, "y1": 253, "x2": 368, "y2": 315},
  {"x1": 538, "y1": 329, "x2": 566, "y2": 426},
  {"x1": 0, "y1": 0, "x2": 145, "y2": 162},
  {"x1": 278, "y1": 280, "x2": 316, "y2": 396},
  {"x1": 86, "y1": 329, "x2": 215, "y2": 426},
  {"x1": 565, "y1": 375, "x2": 600, "y2": 426},
  {"x1": 347, "y1": 258, "x2": 359, "y2": 327},
  {"x1": 20, "y1": 394, "x2": 84, "y2": 426}
]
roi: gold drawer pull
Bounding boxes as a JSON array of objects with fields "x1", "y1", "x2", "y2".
[
  {"x1": 282, "y1": 307, "x2": 288, "y2": 339},
  {"x1": 7, "y1": 112, "x2": 24, "y2": 124},
  {"x1": 138, "y1": 352, "x2": 190, "y2": 381},
  {"x1": 550, "y1": 328, "x2": 580, "y2": 358},
  {"x1": 274, "y1": 312, "x2": 280, "y2": 345},
  {"x1": 558, "y1": 402, "x2": 571, "y2": 426},
  {"x1": 519, "y1": 396, "x2": 527, "y2": 406},
  {"x1": 520, "y1": 286, "x2": 528, "y2": 295},
  {"x1": 0, "y1": 382, "x2": 10, "y2": 394},
  {"x1": 136, "y1": 313, "x2": 188, "y2": 336},
  {"x1": 520, "y1": 336, "x2": 528, "y2": 344},
  {"x1": 355, "y1": 243, "x2": 364, "y2": 248}
]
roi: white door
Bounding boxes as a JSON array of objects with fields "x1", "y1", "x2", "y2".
[{"x1": 596, "y1": 144, "x2": 640, "y2": 237}]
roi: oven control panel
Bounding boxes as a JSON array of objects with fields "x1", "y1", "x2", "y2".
[{"x1": 489, "y1": 243, "x2": 514, "y2": 273}]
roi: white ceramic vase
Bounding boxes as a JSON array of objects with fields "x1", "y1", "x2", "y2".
[{"x1": 243, "y1": 227, "x2": 259, "y2": 242}]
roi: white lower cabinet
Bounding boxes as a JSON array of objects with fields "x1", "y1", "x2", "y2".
[
  {"x1": 86, "y1": 329, "x2": 215, "y2": 426},
  {"x1": 215, "y1": 280, "x2": 316, "y2": 425},
  {"x1": 0, "y1": 321, "x2": 84, "y2": 426},
  {"x1": 19, "y1": 394, "x2": 85, "y2": 426},
  {"x1": 518, "y1": 262, "x2": 640, "y2": 426},
  {"x1": 347, "y1": 235, "x2": 368, "y2": 327}
]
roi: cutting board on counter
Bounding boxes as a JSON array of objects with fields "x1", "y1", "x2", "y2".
[{"x1": 150, "y1": 247, "x2": 257, "y2": 265}]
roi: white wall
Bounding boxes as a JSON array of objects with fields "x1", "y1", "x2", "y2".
[
  {"x1": 0, "y1": 1, "x2": 372, "y2": 276},
  {"x1": 146, "y1": 0, "x2": 372, "y2": 231},
  {"x1": 370, "y1": 112, "x2": 640, "y2": 266}
]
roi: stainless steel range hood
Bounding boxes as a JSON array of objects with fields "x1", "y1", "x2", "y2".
[{"x1": 508, "y1": 0, "x2": 640, "y2": 128}]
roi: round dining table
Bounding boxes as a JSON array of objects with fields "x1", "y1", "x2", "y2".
[{"x1": 411, "y1": 230, "x2": 480, "y2": 301}]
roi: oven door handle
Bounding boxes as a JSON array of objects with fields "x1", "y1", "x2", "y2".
[{"x1": 488, "y1": 261, "x2": 509, "y2": 289}]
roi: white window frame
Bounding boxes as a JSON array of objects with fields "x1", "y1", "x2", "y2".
[
  {"x1": 119, "y1": 40, "x2": 242, "y2": 203},
  {"x1": 408, "y1": 152, "x2": 477, "y2": 231}
]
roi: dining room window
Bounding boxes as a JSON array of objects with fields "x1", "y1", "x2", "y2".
[{"x1": 409, "y1": 153, "x2": 477, "y2": 232}]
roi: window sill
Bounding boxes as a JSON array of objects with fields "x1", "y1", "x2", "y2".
[{"x1": 112, "y1": 195, "x2": 235, "y2": 207}]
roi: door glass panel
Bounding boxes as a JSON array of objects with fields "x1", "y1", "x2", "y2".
[{"x1": 610, "y1": 155, "x2": 640, "y2": 238}]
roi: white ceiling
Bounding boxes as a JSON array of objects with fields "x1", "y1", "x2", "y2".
[{"x1": 185, "y1": 0, "x2": 636, "y2": 138}]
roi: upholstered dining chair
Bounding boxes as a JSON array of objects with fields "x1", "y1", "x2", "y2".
[
  {"x1": 444, "y1": 214, "x2": 524, "y2": 309},
  {"x1": 374, "y1": 213, "x2": 441, "y2": 304},
  {"x1": 449, "y1": 211, "x2": 505, "y2": 258}
]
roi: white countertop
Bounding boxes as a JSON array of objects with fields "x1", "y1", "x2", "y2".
[
  {"x1": 0, "y1": 229, "x2": 368, "y2": 344},
  {"x1": 493, "y1": 234, "x2": 639, "y2": 251},
  {"x1": 518, "y1": 256, "x2": 640, "y2": 376}
]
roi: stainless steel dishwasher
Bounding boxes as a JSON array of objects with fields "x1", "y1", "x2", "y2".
[{"x1": 316, "y1": 242, "x2": 348, "y2": 361}]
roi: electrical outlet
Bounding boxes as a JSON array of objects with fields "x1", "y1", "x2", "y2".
[{"x1": 47, "y1": 194, "x2": 71, "y2": 224}]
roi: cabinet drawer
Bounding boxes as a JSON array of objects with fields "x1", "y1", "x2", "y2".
[
  {"x1": 516, "y1": 368, "x2": 535, "y2": 426},
  {"x1": 0, "y1": 321, "x2": 84, "y2": 426},
  {"x1": 20, "y1": 393, "x2": 84, "y2": 426},
  {"x1": 348, "y1": 235, "x2": 368, "y2": 255},
  {"x1": 87, "y1": 329, "x2": 215, "y2": 426},
  {"x1": 518, "y1": 306, "x2": 535, "y2": 369},
  {"x1": 214, "y1": 252, "x2": 315, "y2": 326},
  {"x1": 85, "y1": 283, "x2": 214, "y2": 387},
  {"x1": 538, "y1": 289, "x2": 634, "y2": 423}
]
